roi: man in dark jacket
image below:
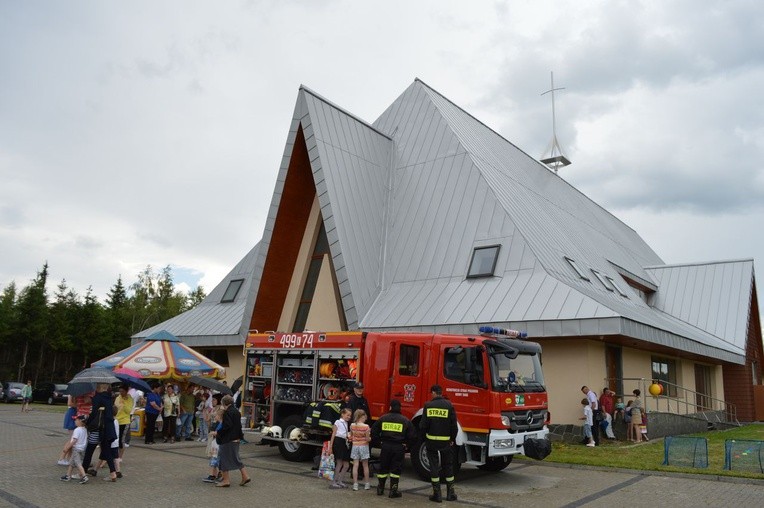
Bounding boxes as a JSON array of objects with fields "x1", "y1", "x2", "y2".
[
  {"x1": 371, "y1": 399, "x2": 415, "y2": 498},
  {"x1": 341, "y1": 382, "x2": 371, "y2": 419},
  {"x1": 420, "y1": 385, "x2": 458, "y2": 502}
]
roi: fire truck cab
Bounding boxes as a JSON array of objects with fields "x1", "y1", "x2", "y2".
[{"x1": 242, "y1": 328, "x2": 549, "y2": 479}]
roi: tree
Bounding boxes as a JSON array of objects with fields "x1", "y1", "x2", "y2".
[
  {"x1": 105, "y1": 275, "x2": 127, "y2": 310},
  {"x1": 46, "y1": 279, "x2": 79, "y2": 380},
  {"x1": 129, "y1": 265, "x2": 157, "y2": 334},
  {"x1": 0, "y1": 282, "x2": 18, "y2": 377},
  {"x1": 105, "y1": 275, "x2": 132, "y2": 352},
  {"x1": 187, "y1": 285, "x2": 206, "y2": 309},
  {"x1": 77, "y1": 286, "x2": 109, "y2": 367},
  {"x1": 15, "y1": 263, "x2": 49, "y2": 381}
]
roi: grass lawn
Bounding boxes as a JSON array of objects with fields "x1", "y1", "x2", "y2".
[{"x1": 541, "y1": 423, "x2": 764, "y2": 480}]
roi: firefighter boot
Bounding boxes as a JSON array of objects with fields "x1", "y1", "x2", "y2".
[
  {"x1": 376, "y1": 477, "x2": 386, "y2": 496},
  {"x1": 389, "y1": 478, "x2": 402, "y2": 498},
  {"x1": 429, "y1": 483, "x2": 442, "y2": 503},
  {"x1": 446, "y1": 482, "x2": 457, "y2": 501}
]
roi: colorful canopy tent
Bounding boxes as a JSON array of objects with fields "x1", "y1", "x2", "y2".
[{"x1": 92, "y1": 330, "x2": 226, "y2": 380}]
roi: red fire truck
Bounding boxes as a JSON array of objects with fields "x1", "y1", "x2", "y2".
[{"x1": 241, "y1": 327, "x2": 549, "y2": 478}]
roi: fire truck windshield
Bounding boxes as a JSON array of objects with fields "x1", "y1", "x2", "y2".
[{"x1": 488, "y1": 347, "x2": 545, "y2": 393}]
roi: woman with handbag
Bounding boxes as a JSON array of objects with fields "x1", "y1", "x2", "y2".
[{"x1": 215, "y1": 395, "x2": 250, "y2": 487}]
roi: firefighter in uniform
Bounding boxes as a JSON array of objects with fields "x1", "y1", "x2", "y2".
[
  {"x1": 371, "y1": 399, "x2": 415, "y2": 498},
  {"x1": 420, "y1": 385, "x2": 458, "y2": 502}
]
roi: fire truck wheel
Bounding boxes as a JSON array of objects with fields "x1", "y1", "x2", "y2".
[
  {"x1": 477, "y1": 455, "x2": 513, "y2": 472},
  {"x1": 410, "y1": 441, "x2": 462, "y2": 482},
  {"x1": 278, "y1": 415, "x2": 313, "y2": 462}
]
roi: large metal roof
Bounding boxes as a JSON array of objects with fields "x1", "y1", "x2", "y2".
[{"x1": 136, "y1": 80, "x2": 757, "y2": 365}]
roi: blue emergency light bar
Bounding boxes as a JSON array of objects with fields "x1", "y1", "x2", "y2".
[{"x1": 479, "y1": 326, "x2": 527, "y2": 338}]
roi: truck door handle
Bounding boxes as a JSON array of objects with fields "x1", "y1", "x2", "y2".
[{"x1": 393, "y1": 393, "x2": 403, "y2": 397}]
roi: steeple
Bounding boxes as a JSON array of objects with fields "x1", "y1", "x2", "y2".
[{"x1": 540, "y1": 71, "x2": 571, "y2": 174}]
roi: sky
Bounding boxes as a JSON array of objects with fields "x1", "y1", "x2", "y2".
[{"x1": 1, "y1": 0, "x2": 763, "y2": 307}]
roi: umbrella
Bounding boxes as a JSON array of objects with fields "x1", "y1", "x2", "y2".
[
  {"x1": 91, "y1": 329, "x2": 226, "y2": 380},
  {"x1": 230, "y1": 376, "x2": 243, "y2": 394},
  {"x1": 69, "y1": 367, "x2": 119, "y2": 385},
  {"x1": 114, "y1": 373, "x2": 152, "y2": 393},
  {"x1": 189, "y1": 375, "x2": 232, "y2": 395},
  {"x1": 63, "y1": 382, "x2": 96, "y2": 397},
  {"x1": 113, "y1": 367, "x2": 144, "y2": 378}
]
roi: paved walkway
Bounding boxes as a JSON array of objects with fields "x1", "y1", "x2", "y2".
[{"x1": 1, "y1": 405, "x2": 763, "y2": 507}]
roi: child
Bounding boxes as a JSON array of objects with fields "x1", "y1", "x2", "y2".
[
  {"x1": 614, "y1": 397, "x2": 625, "y2": 421},
  {"x1": 60, "y1": 415, "x2": 89, "y2": 484},
  {"x1": 197, "y1": 392, "x2": 209, "y2": 442},
  {"x1": 329, "y1": 408, "x2": 352, "y2": 488},
  {"x1": 580, "y1": 398, "x2": 595, "y2": 447},
  {"x1": 58, "y1": 395, "x2": 78, "y2": 465},
  {"x1": 202, "y1": 406, "x2": 224, "y2": 483},
  {"x1": 349, "y1": 409, "x2": 371, "y2": 491}
]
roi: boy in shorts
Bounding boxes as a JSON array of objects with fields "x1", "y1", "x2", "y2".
[
  {"x1": 580, "y1": 398, "x2": 595, "y2": 447},
  {"x1": 61, "y1": 415, "x2": 89, "y2": 484}
]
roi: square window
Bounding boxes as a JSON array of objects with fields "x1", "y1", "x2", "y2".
[
  {"x1": 651, "y1": 357, "x2": 677, "y2": 397},
  {"x1": 399, "y1": 345, "x2": 420, "y2": 376},
  {"x1": 467, "y1": 245, "x2": 500, "y2": 278},
  {"x1": 591, "y1": 270, "x2": 614, "y2": 291},
  {"x1": 606, "y1": 275, "x2": 629, "y2": 297},
  {"x1": 221, "y1": 279, "x2": 244, "y2": 303},
  {"x1": 565, "y1": 257, "x2": 590, "y2": 281}
]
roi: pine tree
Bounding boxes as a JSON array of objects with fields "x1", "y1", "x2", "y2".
[
  {"x1": 0, "y1": 282, "x2": 18, "y2": 377},
  {"x1": 15, "y1": 263, "x2": 49, "y2": 381},
  {"x1": 105, "y1": 275, "x2": 132, "y2": 351}
]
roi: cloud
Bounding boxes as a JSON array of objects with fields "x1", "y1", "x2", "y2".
[{"x1": 0, "y1": 0, "x2": 762, "y2": 311}]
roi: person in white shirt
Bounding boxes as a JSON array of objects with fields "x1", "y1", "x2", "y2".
[
  {"x1": 581, "y1": 386, "x2": 600, "y2": 446},
  {"x1": 60, "y1": 415, "x2": 89, "y2": 484},
  {"x1": 580, "y1": 398, "x2": 595, "y2": 447}
]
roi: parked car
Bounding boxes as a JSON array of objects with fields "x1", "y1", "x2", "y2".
[
  {"x1": 32, "y1": 383, "x2": 69, "y2": 405},
  {"x1": 2, "y1": 382, "x2": 25, "y2": 403}
]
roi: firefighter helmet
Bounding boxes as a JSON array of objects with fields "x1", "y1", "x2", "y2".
[
  {"x1": 270, "y1": 425, "x2": 282, "y2": 438},
  {"x1": 289, "y1": 428, "x2": 304, "y2": 441}
]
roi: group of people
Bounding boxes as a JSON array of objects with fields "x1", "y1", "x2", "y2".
[
  {"x1": 328, "y1": 382, "x2": 459, "y2": 503},
  {"x1": 580, "y1": 385, "x2": 647, "y2": 446},
  {"x1": 58, "y1": 383, "x2": 126, "y2": 484},
  {"x1": 142, "y1": 383, "x2": 220, "y2": 445},
  {"x1": 56, "y1": 380, "x2": 250, "y2": 488},
  {"x1": 54, "y1": 377, "x2": 461, "y2": 498}
]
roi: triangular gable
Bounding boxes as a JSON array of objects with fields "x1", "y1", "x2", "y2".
[
  {"x1": 248, "y1": 87, "x2": 392, "y2": 332},
  {"x1": 301, "y1": 88, "x2": 392, "y2": 326}
]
